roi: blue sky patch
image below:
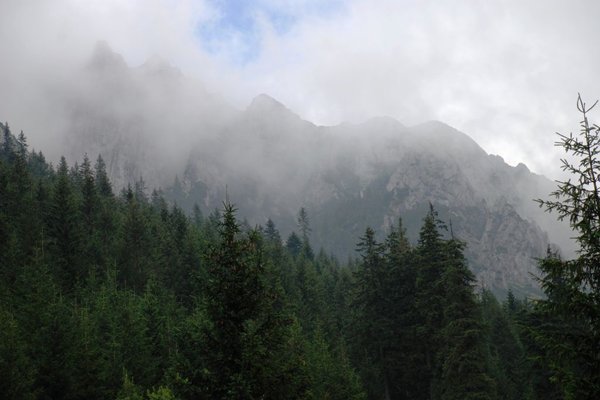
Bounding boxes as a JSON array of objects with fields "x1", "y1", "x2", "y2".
[{"x1": 196, "y1": 0, "x2": 346, "y2": 65}]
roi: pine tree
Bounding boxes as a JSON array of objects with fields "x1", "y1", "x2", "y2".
[
  {"x1": 200, "y1": 202, "x2": 299, "y2": 399},
  {"x1": 304, "y1": 328, "x2": 366, "y2": 400},
  {"x1": 414, "y1": 205, "x2": 447, "y2": 399},
  {"x1": 17, "y1": 130, "x2": 27, "y2": 157},
  {"x1": 119, "y1": 186, "x2": 152, "y2": 291},
  {"x1": 0, "y1": 306, "x2": 34, "y2": 399},
  {"x1": 95, "y1": 154, "x2": 113, "y2": 198},
  {"x1": 80, "y1": 154, "x2": 100, "y2": 272},
  {"x1": 4, "y1": 130, "x2": 36, "y2": 262},
  {"x1": 438, "y1": 238, "x2": 495, "y2": 400},
  {"x1": 383, "y1": 218, "x2": 419, "y2": 399},
  {"x1": 48, "y1": 156, "x2": 83, "y2": 289},
  {"x1": 286, "y1": 231, "x2": 303, "y2": 257},
  {"x1": 481, "y1": 289, "x2": 530, "y2": 400},
  {"x1": 297, "y1": 207, "x2": 314, "y2": 259},
  {"x1": 535, "y1": 94, "x2": 600, "y2": 397},
  {"x1": 2, "y1": 122, "x2": 14, "y2": 160},
  {"x1": 353, "y1": 227, "x2": 393, "y2": 399},
  {"x1": 93, "y1": 155, "x2": 118, "y2": 269},
  {"x1": 297, "y1": 207, "x2": 311, "y2": 239},
  {"x1": 265, "y1": 218, "x2": 280, "y2": 244}
]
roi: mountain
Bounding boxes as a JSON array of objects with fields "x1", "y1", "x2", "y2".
[
  {"x1": 179, "y1": 103, "x2": 569, "y2": 296},
  {"x1": 59, "y1": 41, "x2": 236, "y2": 189},
  {"x1": 31, "y1": 43, "x2": 574, "y2": 296}
]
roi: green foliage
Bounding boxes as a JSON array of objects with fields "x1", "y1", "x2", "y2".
[
  {"x1": 437, "y1": 239, "x2": 495, "y2": 400},
  {"x1": 117, "y1": 373, "x2": 144, "y2": 400},
  {"x1": 0, "y1": 125, "x2": 566, "y2": 399},
  {"x1": 197, "y1": 202, "x2": 306, "y2": 398},
  {"x1": 535, "y1": 94, "x2": 600, "y2": 397},
  {"x1": 480, "y1": 290, "x2": 529, "y2": 400},
  {"x1": 0, "y1": 306, "x2": 34, "y2": 400},
  {"x1": 304, "y1": 329, "x2": 366, "y2": 400},
  {"x1": 350, "y1": 208, "x2": 499, "y2": 400},
  {"x1": 353, "y1": 227, "x2": 392, "y2": 398}
]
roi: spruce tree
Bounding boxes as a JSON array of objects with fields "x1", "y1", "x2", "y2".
[
  {"x1": 414, "y1": 205, "x2": 447, "y2": 399},
  {"x1": 383, "y1": 218, "x2": 419, "y2": 399},
  {"x1": 48, "y1": 156, "x2": 83, "y2": 289},
  {"x1": 535, "y1": 94, "x2": 600, "y2": 397},
  {"x1": 481, "y1": 289, "x2": 530, "y2": 400},
  {"x1": 119, "y1": 186, "x2": 153, "y2": 291},
  {"x1": 94, "y1": 154, "x2": 113, "y2": 198},
  {"x1": 438, "y1": 238, "x2": 495, "y2": 400},
  {"x1": 200, "y1": 202, "x2": 299, "y2": 399},
  {"x1": 2, "y1": 122, "x2": 13, "y2": 160},
  {"x1": 286, "y1": 231, "x2": 303, "y2": 257},
  {"x1": 353, "y1": 227, "x2": 393, "y2": 399}
]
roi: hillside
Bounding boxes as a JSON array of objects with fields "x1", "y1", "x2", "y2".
[{"x1": 38, "y1": 44, "x2": 574, "y2": 295}]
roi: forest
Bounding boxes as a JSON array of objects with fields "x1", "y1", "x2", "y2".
[{"x1": 1, "y1": 101, "x2": 599, "y2": 400}]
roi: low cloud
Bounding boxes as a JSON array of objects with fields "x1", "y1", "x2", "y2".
[{"x1": 1, "y1": 0, "x2": 598, "y2": 179}]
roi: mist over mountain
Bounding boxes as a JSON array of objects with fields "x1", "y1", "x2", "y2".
[{"x1": 19, "y1": 43, "x2": 574, "y2": 295}]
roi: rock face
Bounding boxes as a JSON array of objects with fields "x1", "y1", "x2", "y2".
[
  {"x1": 61, "y1": 41, "x2": 236, "y2": 189},
  {"x1": 51, "y1": 44, "x2": 572, "y2": 296},
  {"x1": 176, "y1": 97, "x2": 570, "y2": 296}
]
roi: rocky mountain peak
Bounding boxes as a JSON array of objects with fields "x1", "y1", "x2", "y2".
[
  {"x1": 362, "y1": 116, "x2": 406, "y2": 131},
  {"x1": 246, "y1": 94, "x2": 301, "y2": 120},
  {"x1": 248, "y1": 93, "x2": 286, "y2": 110},
  {"x1": 242, "y1": 93, "x2": 315, "y2": 138},
  {"x1": 53, "y1": 43, "x2": 574, "y2": 296},
  {"x1": 138, "y1": 55, "x2": 182, "y2": 79},
  {"x1": 86, "y1": 41, "x2": 128, "y2": 73}
]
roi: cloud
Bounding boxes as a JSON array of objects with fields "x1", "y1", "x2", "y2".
[
  {"x1": 230, "y1": 0, "x2": 600, "y2": 178},
  {"x1": 0, "y1": 0, "x2": 223, "y2": 157},
  {"x1": 1, "y1": 0, "x2": 599, "y2": 179}
]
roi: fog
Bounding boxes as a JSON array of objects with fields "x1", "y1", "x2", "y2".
[
  {"x1": 1, "y1": 1, "x2": 587, "y2": 292},
  {"x1": 1, "y1": 0, "x2": 600, "y2": 180}
]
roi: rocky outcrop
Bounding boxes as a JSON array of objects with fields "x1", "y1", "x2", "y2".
[{"x1": 54, "y1": 44, "x2": 573, "y2": 296}]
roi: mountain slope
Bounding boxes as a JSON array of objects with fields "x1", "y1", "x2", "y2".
[{"x1": 28, "y1": 44, "x2": 573, "y2": 295}]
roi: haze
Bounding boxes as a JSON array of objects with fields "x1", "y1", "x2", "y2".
[{"x1": 1, "y1": 0, "x2": 599, "y2": 179}]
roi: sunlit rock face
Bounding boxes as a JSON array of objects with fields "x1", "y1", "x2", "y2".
[{"x1": 57, "y1": 45, "x2": 572, "y2": 297}]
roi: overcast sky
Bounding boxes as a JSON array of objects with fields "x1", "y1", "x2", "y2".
[{"x1": 1, "y1": 0, "x2": 599, "y2": 179}]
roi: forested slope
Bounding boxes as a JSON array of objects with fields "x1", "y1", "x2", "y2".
[{"x1": 0, "y1": 123, "x2": 562, "y2": 399}]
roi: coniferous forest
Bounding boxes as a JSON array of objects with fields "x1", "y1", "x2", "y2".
[{"x1": 1, "y1": 98, "x2": 600, "y2": 400}]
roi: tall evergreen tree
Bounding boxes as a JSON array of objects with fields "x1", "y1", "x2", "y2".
[
  {"x1": 199, "y1": 202, "x2": 301, "y2": 399},
  {"x1": 353, "y1": 227, "x2": 393, "y2": 399},
  {"x1": 48, "y1": 156, "x2": 83, "y2": 289},
  {"x1": 438, "y1": 238, "x2": 495, "y2": 400},
  {"x1": 95, "y1": 154, "x2": 113, "y2": 198},
  {"x1": 119, "y1": 185, "x2": 153, "y2": 291},
  {"x1": 297, "y1": 207, "x2": 314, "y2": 259},
  {"x1": 414, "y1": 205, "x2": 447, "y2": 399},
  {"x1": 535, "y1": 94, "x2": 600, "y2": 397},
  {"x1": 286, "y1": 231, "x2": 303, "y2": 258},
  {"x1": 383, "y1": 218, "x2": 419, "y2": 399},
  {"x1": 2, "y1": 122, "x2": 14, "y2": 160},
  {"x1": 481, "y1": 289, "x2": 530, "y2": 400}
]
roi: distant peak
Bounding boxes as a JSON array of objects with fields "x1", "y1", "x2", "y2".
[
  {"x1": 87, "y1": 40, "x2": 128, "y2": 71},
  {"x1": 516, "y1": 162, "x2": 530, "y2": 173},
  {"x1": 144, "y1": 54, "x2": 169, "y2": 68},
  {"x1": 246, "y1": 94, "x2": 299, "y2": 119},
  {"x1": 418, "y1": 120, "x2": 453, "y2": 130},
  {"x1": 139, "y1": 55, "x2": 182, "y2": 78},
  {"x1": 490, "y1": 154, "x2": 505, "y2": 163},
  {"x1": 412, "y1": 120, "x2": 486, "y2": 156},
  {"x1": 244, "y1": 93, "x2": 311, "y2": 128},
  {"x1": 248, "y1": 93, "x2": 286, "y2": 110},
  {"x1": 363, "y1": 116, "x2": 405, "y2": 129}
]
